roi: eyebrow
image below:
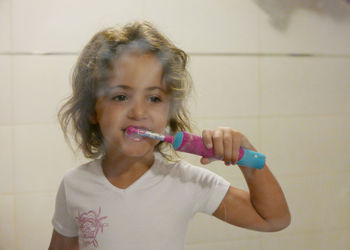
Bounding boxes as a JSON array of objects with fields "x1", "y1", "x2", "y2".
[{"x1": 108, "y1": 85, "x2": 166, "y2": 92}]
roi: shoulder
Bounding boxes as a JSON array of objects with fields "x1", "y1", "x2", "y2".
[
  {"x1": 61, "y1": 158, "x2": 102, "y2": 184},
  {"x1": 155, "y1": 153, "x2": 201, "y2": 175},
  {"x1": 156, "y1": 154, "x2": 228, "y2": 186}
]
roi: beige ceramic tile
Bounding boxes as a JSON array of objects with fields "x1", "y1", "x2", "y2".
[
  {"x1": 277, "y1": 174, "x2": 325, "y2": 234},
  {"x1": 189, "y1": 56, "x2": 259, "y2": 118},
  {"x1": 144, "y1": 0, "x2": 260, "y2": 53},
  {"x1": 13, "y1": 123, "x2": 84, "y2": 193},
  {"x1": 0, "y1": 0, "x2": 11, "y2": 51},
  {"x1": 261, "y1": 229, "x2": 350, "y2": 250},
  {"x1": 0, "y1": 56, "x2": 12, "y2": 125},
  {"x1": 0, "y1": 195, "x2": 15, "y2": 250},
  {"x1": 277, "y1": 171, "x2": 350, "y2": 236},
  {"x1": 318, "y1": 229, "x2": 350, "y2": 250},
  {"x1": 13, "y1": 55, "x2": 77, "y2": 124},
  {"x1": 15, "y1": 193, "x2": 56, "y2": 250},
  {"x1": 0, "y1": 126, "x2": 13, "y2": 193},
  {"x1": 261, "y1": 116, "x2": 350, "y2": 176},
  {"x1": 261, "y1": 232, "x2": 325, "y2": 250},
  {"x1": 258, "y1": 0, "x2": 350, "y2": 54},
  {"x1": 261, "y1": 57, "x2": 350, "y2": 116},
  {"x1": 12, "y1": 0, "x2": 144, "y2": 52},
  {"x1": 319, "y1": 171, "x2": 350, "y2": 230}
]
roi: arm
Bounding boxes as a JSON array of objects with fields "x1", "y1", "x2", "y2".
[
  {"x1": 48, "y1": 230, "x2": 79, "y2": 250},
  {"x1": 202, "y1": 127, "x2": 291, "y2": 232},
  {"x1": 213, "y1": 165, "x2": 290, "y2": 232}
]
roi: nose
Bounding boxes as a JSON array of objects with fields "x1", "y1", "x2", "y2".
[{"x1": 127, "y1": 98, "x2": 147, "y2": 120}]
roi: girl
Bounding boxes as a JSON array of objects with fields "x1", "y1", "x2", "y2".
[{"x1": 49, "y1": 21, "x2": 290, "y2": 250}]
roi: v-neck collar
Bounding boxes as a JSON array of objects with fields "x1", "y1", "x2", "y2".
[{"x1": 97, "y1": 154, "x2": 161, "y2": 193}]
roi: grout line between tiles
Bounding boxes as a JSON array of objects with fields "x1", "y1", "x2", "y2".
[
  {"x1": 257, "y1": 56, "x2": 263, "y2": 151},
  {"x1": 8, "y1": 0, "x2": 18, "y2": 243},
  {"x1": 10, "y1": 58, "x2": 18, "y2": 250}
]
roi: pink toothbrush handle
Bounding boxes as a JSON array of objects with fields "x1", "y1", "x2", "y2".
[
  {"x1": 173, "y1": 132, "x2": 265, "y2": 169},
  {"x1": 173, "y1": 132, "x2": 244, "y2": 160}
]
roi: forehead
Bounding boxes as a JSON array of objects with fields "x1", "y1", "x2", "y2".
[{"x1": 108, "y1": 51, "x2": 164, "y2": 89}]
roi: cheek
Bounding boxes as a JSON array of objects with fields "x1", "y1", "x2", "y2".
[
  {"x1": 157, "y1": 102, "x2": 171, "y2": 118},
  {"x1": 154, "y1": 104, "x2": 171, "y2": 130},
  {"x1": 97, "y1": 107, "x2": 124, "y2": 135}
]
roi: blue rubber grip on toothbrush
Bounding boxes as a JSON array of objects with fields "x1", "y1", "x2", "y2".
[{"x1": 237, "y1": 148, "x2": 265, "y2": 169}]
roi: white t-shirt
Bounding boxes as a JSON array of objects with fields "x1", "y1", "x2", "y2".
[{"x1": 52, "y1": 153, "x2": 230, "y2": 250}]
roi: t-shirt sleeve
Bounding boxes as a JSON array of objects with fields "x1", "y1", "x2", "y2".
[
  {"x1": 51, "y1": 179, "x2": 78, "y2": 237},
  {"x1": 191, "y1": 166, "x2": 231, "y2": 215}
]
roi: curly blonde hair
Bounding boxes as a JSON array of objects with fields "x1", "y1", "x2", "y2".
[{"x1": 58, "y1": 21, "x2": 193, "y2": 159}]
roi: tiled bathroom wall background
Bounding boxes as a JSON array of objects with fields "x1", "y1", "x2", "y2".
[{"x1": 1, "y1": 0, "x2": 350, "y2": 249}]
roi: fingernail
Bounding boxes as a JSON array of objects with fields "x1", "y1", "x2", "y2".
[
  {"x1": 225, "y1": 161, "x2": 230, "y2": 166},
  {"x1": 206, "y1": 143, "x2": 212, "y2": 149}
]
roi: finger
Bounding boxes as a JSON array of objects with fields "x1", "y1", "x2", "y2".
[
  {"x1": 212, "y1": 129, "x2": 224, "y2": 159},
  {"x1": 232, "y1": 131, "x2": 241, "y2": 164},
  {"x1": 200, "y1": 157, "x2": 217, "y2": 165},
  {"x1": 202, "y1": 129, "x2": 213, "y2": 149},
  {"x1": 223, "y1": 129, "x2": 233, "y2": 165}
]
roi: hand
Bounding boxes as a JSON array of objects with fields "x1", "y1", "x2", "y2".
[{"x1": 200, "y1": 127, "x2": 255, "y2": 166}]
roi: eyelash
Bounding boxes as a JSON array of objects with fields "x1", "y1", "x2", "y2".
[
  {"x1": 149, "y1": 96, "x2": 162, "y2": 103},
  {"x1": 112, "y1": 95, "x2": 128, "y2": 102},
  {"x1": 111, "y1": 95, "x2": 162, "y2": 103}
]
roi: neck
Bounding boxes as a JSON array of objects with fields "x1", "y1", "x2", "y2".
[{"x1": 102, "y1": 152, "x2": 155, "y2": 178}]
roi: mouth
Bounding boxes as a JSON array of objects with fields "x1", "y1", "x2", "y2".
[{"x1": 123, "y1": 126, "x2": 151, "y2": 142}]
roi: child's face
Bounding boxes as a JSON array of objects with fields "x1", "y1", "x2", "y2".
[{"x1": 93, "y1": 51, "x2": 171, "y2": 158}]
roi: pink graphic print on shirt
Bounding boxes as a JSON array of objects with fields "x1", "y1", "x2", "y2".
[{"x1": 76, "y1": 207, "x2": 108, "y2": 248}]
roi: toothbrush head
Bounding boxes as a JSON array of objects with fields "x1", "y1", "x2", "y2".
[
  {"x1": 125, "y1": 126, "x2": 174, "y2": 143},
  {"x1": 126, "y1": 126, "x2": 142, "y2": 136}
]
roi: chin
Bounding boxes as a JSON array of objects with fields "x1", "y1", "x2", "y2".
[{"x1": 122, "y1": 145, "x2": 154, "y2": 159}]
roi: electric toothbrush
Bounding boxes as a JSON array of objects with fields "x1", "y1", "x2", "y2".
[{"x1": 126, "y1": 126, "x2": 265, "y2": 169}]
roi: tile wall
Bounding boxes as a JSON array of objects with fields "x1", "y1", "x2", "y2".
[{"x1": 1, "y1": 0, "x2": 350, "y2": 249}]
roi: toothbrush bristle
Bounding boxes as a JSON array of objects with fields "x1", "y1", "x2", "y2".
[
  {"x1": 126, "y1": 126, "x2": 141, "y2": 135},
  {"x1": 125, "y1": 126, "x2": 174, "y2": 143}
]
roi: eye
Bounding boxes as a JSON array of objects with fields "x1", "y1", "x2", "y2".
[
  {"x1": 112, "y1": 95, "x2": 128, "y2": 102},
  {"x1": 149, "y1": 96, "x2": 162, "y2": 103}
]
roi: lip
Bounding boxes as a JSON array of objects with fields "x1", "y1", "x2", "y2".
[
  {"x1": 123, "y1": 126, "x2": 152, "y2": 133},
  {"x1": 123, "y1": 126, "x2": 152, "y2": 142}
]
